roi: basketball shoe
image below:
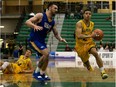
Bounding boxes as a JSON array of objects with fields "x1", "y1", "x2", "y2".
[
  {"x1": 33, "y1": 71, "x2": 44, "y2": 81},
  {"x1": 101, "y1": 70, "x2": 108, "y2": 79},
  {"x1": 33, "y1": 71, "x2": 50, "y2": 81}
]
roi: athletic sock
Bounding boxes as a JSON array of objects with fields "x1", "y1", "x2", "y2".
[
  {"x1": 35, "y1": 67, "x2": 40, "y2": 73},
  {"x1": 99, "y1": 67, "x2": 104, "y2": 72},
  {"x1": 34, "y1": 60, "x2": 40, "y2": 73}
]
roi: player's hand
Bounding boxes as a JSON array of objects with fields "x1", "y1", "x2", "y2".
[
  {"x1": 33, "y1": 25, "x2": 43, "y2": 31},
  {"x1": 60, "y1": 38, "x2": 67, "y2": 44},
  {"x1": 91, "y1": 32, "x2": 99, "y2": 38}
]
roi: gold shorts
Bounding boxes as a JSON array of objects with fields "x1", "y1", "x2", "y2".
[{"x1": 75, "y1": 42, "x2": 95, "y2": 63}]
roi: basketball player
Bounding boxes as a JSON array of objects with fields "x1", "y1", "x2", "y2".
[
  {"x1": 0, "y1": 49, "x2": 33, "y2": 74},
  {"x1": 74, "y1": 9, "x2": 108, "y2": 79},
  {"x1": 25, "y1": 3, "x2": 67, "y2": 81}
]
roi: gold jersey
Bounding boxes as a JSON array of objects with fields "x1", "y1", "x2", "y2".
[
  {"x1": 75, "y1": 20, "x2": 94, "y2": 45},
  {"x1": 75, "y1": 20, "x2": 96, "y2": 62},
  {"x1": 16, "y1": 55, "x2": 31, "y2": 70}
]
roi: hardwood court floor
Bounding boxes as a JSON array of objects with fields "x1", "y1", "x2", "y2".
[{"x1": 0, "y1": 67, "x2": 115, "y2": 87}]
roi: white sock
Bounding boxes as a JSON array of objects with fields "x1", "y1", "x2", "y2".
[
  {"x1": 35, "y1": 61, "x2": 40, "y2": 73},
  {"x1": 36, "y1": 61, "x2": 39, "y2": 65},
  {"x1": 35, "y1": 67, "x2": 40, "y2": 73},
  {"x1": 1, "y1": 62, "x2": 10, "y2": 70},
  {"x1": 100, "y1": 67, "x2": 104, "y2": 72},
  {"x1": 40, "y1": 70, "x2": 45, "y2": 75}
]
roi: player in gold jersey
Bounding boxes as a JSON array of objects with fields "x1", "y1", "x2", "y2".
[
  {"x1": 0, "y1": 49, "x2": 34, "y2": 74},
  {"x1": 74, "y1": 9, "x2": 108, "y2": 79}
]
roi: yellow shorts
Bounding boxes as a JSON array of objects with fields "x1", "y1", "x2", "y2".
[
  {"x1": 3, "y1": 63, "x2": 22, "y2": 74},
  {"x1": 75, "y1": 42, "x2": 95, "y2": 63}
]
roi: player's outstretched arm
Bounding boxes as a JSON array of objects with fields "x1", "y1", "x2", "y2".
[{"x1": 52, "y1": 24, "x2": 67, "y2": 43}]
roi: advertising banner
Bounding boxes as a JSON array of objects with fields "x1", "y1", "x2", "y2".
[
  {"x1": 48, "y1": 52, "x2": 116, "y2": 68},
  {"x1": 75, "y1": 52, "x2": 116, "y2": 68},
  {"x1": 55, "y1": 52, "x2": 76, "y2": 67}
]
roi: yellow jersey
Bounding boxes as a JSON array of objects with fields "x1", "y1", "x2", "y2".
[
  {"x1": 16, "y1": 55, "x2": 31, "y2": 70},
  {"x1": 75, "y1": 20, "x2": 96, "y2": 62},
  {"x1": 75, "y1": 20, "x2": 94, "y2": 45}
]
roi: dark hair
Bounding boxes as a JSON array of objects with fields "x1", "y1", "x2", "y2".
[
  {"x1": 47, "y1": 2, "x2": 57, "y2": 9},
  {"x1": 26, "y1": 48, "x2": 32, "y2": 54},
  {"x1": 83, "y1": 9, "x2": 91, "y2": 14}
]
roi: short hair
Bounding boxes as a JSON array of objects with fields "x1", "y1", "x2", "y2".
[
  {"x1": 47, "y1": 2, "x2": 57, "y2": 9},
  {"x1": 83, "y1": 9, "x2": 91, "y2": 14},
  {"x1": 26, "y1": 48, "x2": 32, "y2": 54}
]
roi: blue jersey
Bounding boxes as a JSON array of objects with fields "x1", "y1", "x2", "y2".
[{"x1": 29, "y1": 13, "x2": 55, "y2": 43}]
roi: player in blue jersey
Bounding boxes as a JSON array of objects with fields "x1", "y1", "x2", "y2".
[{"x1": 25, "y1": 3, "x2": 67, "y2": 81}]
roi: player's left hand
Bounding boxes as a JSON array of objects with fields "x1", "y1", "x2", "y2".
[{"x1": 60, "y1": 38, "x2": 67, "y2": 44}]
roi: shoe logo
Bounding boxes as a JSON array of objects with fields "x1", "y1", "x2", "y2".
[{"x1": 37, "y1": 76, "x2": 42, "y2": 78}]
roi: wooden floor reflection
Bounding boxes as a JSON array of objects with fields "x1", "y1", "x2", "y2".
[{"x1": 0, "y1": 68, "x2": 115, "y2": 87}]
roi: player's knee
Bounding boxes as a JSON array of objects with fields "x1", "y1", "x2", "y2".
[
  {"x1": 43, "y1": 54, "x2": 49, "y2": 61},
  {"x1": 43, "y1": 53, "x2": 49, "y2": 58}
]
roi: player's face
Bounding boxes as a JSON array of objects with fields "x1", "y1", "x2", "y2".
[
  {"x1": 25, "y1": 50, "x2": 32, "y2": 57},
  {"x1": 83, "y1": 11, "x2": 91, "y2": 21},
  {"x1": 50, "y1": 5, "x2": 58, "y2": 16}
]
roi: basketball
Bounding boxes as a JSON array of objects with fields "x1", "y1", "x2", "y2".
[{"x1": 92, "y1": 29, "x2": 104, "y2": 41}]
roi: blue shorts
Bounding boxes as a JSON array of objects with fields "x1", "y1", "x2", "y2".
[
  {"x1": 28, "y1": 41, "x2": 47, "y2": 58},
  {"x1": 29, "y1": 41, "x2": 47, "y2": 50}
]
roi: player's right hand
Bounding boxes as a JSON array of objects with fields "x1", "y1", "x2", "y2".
[
  {"x1": 91, "y1": 32, "x2": 99, "y2": 38},
  {"x1": 33, "y1": 25, "x2": 43, "y2": 31}
]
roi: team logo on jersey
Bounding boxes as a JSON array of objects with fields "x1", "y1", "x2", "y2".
[{"x1": 44, "y1": 22, "x2": 52, "y2": 30}]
